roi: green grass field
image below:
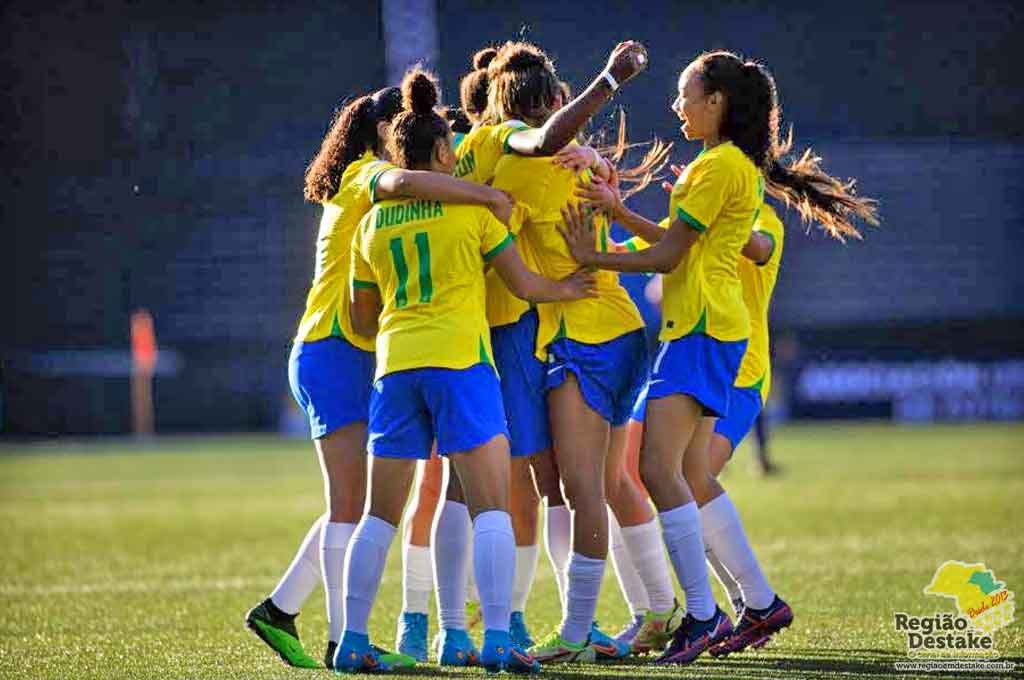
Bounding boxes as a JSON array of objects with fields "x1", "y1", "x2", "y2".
[{"x1": 1, "y1": 423, "x2": 1022, "y2": 679}]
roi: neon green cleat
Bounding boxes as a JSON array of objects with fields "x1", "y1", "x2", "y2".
[
  {"x1": 245, "y1": 599, "x2": 321, "y2": 668},
  {"x1": 631, "y1": 601, "x2": 685, "y2": 654},
  {"x1": 528, "y1": 630, "x2": 596, "y2": 665}
]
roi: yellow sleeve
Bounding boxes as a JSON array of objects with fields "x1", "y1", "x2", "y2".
[
  {"x1": 480, "y1": 210, "x2": 514, "y2": 263},
  {"x1": 360, "y1": 160, "x2": 396, "y2": 204},
  {"x1": 673, "y1": 160, "x2": 730, "y2": 233},
  {"x1": 615, "y1": 216, "x2": 669, "y2": 252},
  {"x1": 350, "y1": 226, "x2": 377, "y2": 292},
  {"x1": 497, "y1": 120, "x2": 531, "y2": 152}
]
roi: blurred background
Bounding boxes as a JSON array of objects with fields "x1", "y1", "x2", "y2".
[{"x1": 3, "y1": 0, "x2": 1023, "y2": 437}]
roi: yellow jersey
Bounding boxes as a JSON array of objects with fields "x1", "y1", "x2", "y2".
[
  {"x1": 453, "y1": 120, "x2": 530, "y2": 185},
  {"x1": 294, "y1": 151, "x2": 394, "y2": 351},
  {"x1": 491, "y1": 155, "x2": 645, "y2": 359},
  {"x1": 351, "y1": 198, "x2": 513, "y2": 379},
  {"x1": 735, "y1": 203, "x2": 785, "y2": 402},
  {"x1": 663, "y1": 141, "x2": 762, "y2": 343}
]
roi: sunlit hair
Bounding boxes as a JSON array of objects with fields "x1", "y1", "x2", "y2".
[
  {"x1": 460, "y1": 47, "x2": 498, "y2": 124},
  {"x1": 690, "y1": 50, "x2": 878, "y2": 240},
  {"x1": 387, "y1": 66, "x2": 449, "y2": 170},
  {"x1": 303, "y1": 87, "x2": 402, "y2": 203},
  {"x1": 589, "y1": 109, "x2": 673, "y2": 200},
  {"x1": 486, "y1": 41, "x2": 561, "y2": 126}
]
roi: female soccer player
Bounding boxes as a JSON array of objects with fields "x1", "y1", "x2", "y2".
[
  {"x1": 561, "y1": 50, "x2": 877, "y2": 665},
  {"x1": 334, "y1": 67, "x2": 595, "y2": 674},
  {"x1": 244, "y1": 86, "x2": 514, "y2": 669},
  {"x1": 427, "y1": 39, "x2": 651, "y2": 666}
]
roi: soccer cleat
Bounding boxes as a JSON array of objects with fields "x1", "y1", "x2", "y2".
[
  {"x1": 710, "y1": 595, "x2": 793, "y2": 657},
  {"x1": 509, "y1": 611, "x2": 535, "y2": 649},
  {"x1": 434, "y1": 627, "x2": 480, "y2": 666},
  {"x1": 589, "y1": 622, "x2": 631, "y2": 661},
  {"x1": 631, "y1": 600, "x2": 685, "y2": 654},
  {"x1": 244, "y1": 599, "x2": 320, "y2": 668},
  {"x1": 395, "y1": 612, "x2": 429, "y2": 662},
  {"x1": 481, "y1": 629, "x2": 540, "y2": 674},
  {"x1": 730, "y1": 597, "x2": 745, "y2": 618},
  {"x1": 613, "y1": 613, "x2": 646, "y2": 647},
  {"x1": 528, "y1": 630, "x2": 596, "y2": 664},
  {"x1": 333, "y1": 632, "x2": 417, "y2": 673},
  {"x1": 654, "y1": 606, "x2": 733, "y2": 665}
]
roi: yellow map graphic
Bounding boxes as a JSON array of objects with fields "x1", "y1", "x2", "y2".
[{"x1": 924, "y1": 561, "x2": 1015, "y2": 634}]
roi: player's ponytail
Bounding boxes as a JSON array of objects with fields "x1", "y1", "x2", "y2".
[
  {"x1": 487, "y1": 41, "x2": 561, "y2": 125},
  {"x1": 460, "y1": 47, "x2": 497, "y2": 123},
  {"x1": 388, "y1": 67, "x2": 450, "y2": 169},
  {"x1": 694, "y1": 51, "x2": 878, "y2": 240},
  {"x1": 303, "y1": 87, "x2": 402, "y2": 203}
]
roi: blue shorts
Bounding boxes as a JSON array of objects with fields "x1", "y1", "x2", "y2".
[
  {"x1": 368, "y1": 362, "x2": 510, "y2": 458},
  {"x1": 492, "y1": 310, "x2": 550, "y2": 457},
  {"x1": 713, "y1": 385, "x2": 763, "y2": 451},
  {"x1": 643, "y1": 334, "x2": 748, "y2": 419},
  {"x1": 288, "y1": 337, "x2": 375, "y2": 439},
  {"x1": 544, "y1": 330, "x2": 649, "y2": 426}
]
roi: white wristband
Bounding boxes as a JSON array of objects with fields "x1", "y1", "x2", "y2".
[{"x1": 599, "y1": 70, "x2": 619, "y2": 92}]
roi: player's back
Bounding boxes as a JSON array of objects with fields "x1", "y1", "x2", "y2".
[{"x1": 353, "y1": 198, "x2": 512, "y2": 378}]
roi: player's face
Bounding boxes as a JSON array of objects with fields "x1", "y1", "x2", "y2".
[
  {"x1": 433, "y1": 132, "x2": 457, "y2": 174},
  {"x1": 672, "y1": 67, "x2": 709, "y2": 141}
]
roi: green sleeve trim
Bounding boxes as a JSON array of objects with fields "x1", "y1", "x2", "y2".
[
  {"x1": 676, "y1": 206, "x2": 707, "y2": 233},
  {"x1": 625, "y1": 239, "x2": 639, "y2": 252},
  {"x1": 352, "y1": 279, "x2": 378, "y2": 290},
  {"x1": 501, "y1": 124, "x2": 531, "y2": 154},
  {"x1": 756, "y1": 231, "x2": 777, "y2": 267},
  {"x1": 483, "y1": 233, "x2": 514, "y2": 262},
  {"x1": 368, "y1": 168, "x2": 390, "y2": 204}
]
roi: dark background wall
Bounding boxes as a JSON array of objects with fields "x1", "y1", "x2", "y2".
[{"x1": 3, "y1": 0, "x2": 1022, "y2": 434}]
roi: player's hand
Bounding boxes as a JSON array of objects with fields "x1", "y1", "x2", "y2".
[
  {"x1": 487, "y1": 189, "x2": 515, "y2": 225},
  {"x1": 576, "y1": 174, "x2": 622, "y2": 216},
  {"x1": 605, "y1": 41, "x2": 649, "y2": 87},
  {"x1": 554, "y1": 145, "x2": 602, "y2": 173},
  {"x1": 558, "y1": 203, "x2": 598, "y2": 266},
  {"x1": 559, "y1": 268, "x2": 598, "y2": 300},
  {"x1": 660, "y1": 163, "x2": 684, "y2": 194}
]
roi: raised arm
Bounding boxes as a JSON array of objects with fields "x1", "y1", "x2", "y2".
[
  {"x1": 560, "y1": 204, "x2": 699, "y2": 274},
  {"x1": 375, "y1": 169, "x2": 513, "y2": 224},
  {"x1": 489, "y1": 243, "x2": 596, "y2": 303},
  {"x1": 506, "y1": 41, "x2": 648, "y2": 156}
]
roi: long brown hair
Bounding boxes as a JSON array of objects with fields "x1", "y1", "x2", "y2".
[
  {"x1": 692, "y1": 50, "x2": 878, "y2": 240},
  {"x1": 303, "y1": 87, "x2": 402, "y2": 203}
]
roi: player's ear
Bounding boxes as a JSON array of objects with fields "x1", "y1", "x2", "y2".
[{"x1": 376, "y1": 120, "x2": 390, "y2": 144}]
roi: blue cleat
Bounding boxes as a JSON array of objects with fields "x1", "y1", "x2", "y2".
[
  {"x1": 434, "y1": 627, "x2": 480, "y2": 667},
  {"x1": 481, "y1": 629, "x2": 540, "y2": 674},
  {"x1": 509, "y1": 611, "x2": 535, "y2": 649},
  {"x1": 333, "y1": 632, "x2": 416, "y2": 673},
  {"x1": 655, "y1": 606, "x2": 734, "y2": 665},
  {"x1": 395, "y1": 612, "x2": 428, "y2": 662},
  {"x1": 613, "y1": 613, "x2": 646, "y2": 648},
  {"x1": 588, "y1": 621, "x2": 632, "y2": 661}
]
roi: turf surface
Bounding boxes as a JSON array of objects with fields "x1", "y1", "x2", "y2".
[{"x1": 1, "y1": 423, "x2": 1022, "y2": 679}]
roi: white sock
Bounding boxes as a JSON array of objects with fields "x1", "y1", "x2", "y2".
[
  {"x1": 608, "y1": 509, "x2": 649, "y2": 617},
  {"x1": 322, "y1": 521, "x2": 357, "y2": 642},
  {"x1": 701, "y1": 493, "x2": 775, "y2": 610},
  {"x1": 512, "y1": 544, "x2": 539, "y2": 613},
  {"x1": 659, "y1": 502, "x2": 715, "y2": 620},
  {"x1": 473, "y1": 510, "x2": 516, "y2": 633},
  {"x1": 544, "y1": 503, "x2": 572, "y2": 612},
  {"x1": 270, "y1": 514, "x2": 324, "y2": 614},
  {"x1": 402, "y1": 543, "x2": 433, "y2": 615},
  {"x1": 343, "y1": 515, "x2": 397, "y2": 635},
  {"x1": 560, "y1": 553, "x2": 605, "y2": 645},
  {"x1": 706, "y1": 546, "x2": 743, "y2": 607},
  {"x1": 433, "y1": 500, "x2": 471, "y2": 630},
  {"x1": 620, "y1": 516, "x2": 676, "y2": 614}
]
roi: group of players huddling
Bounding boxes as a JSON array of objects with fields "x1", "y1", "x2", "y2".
[{"x1": 245, "y1": 38, "x2": 878, "y2": 674}]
